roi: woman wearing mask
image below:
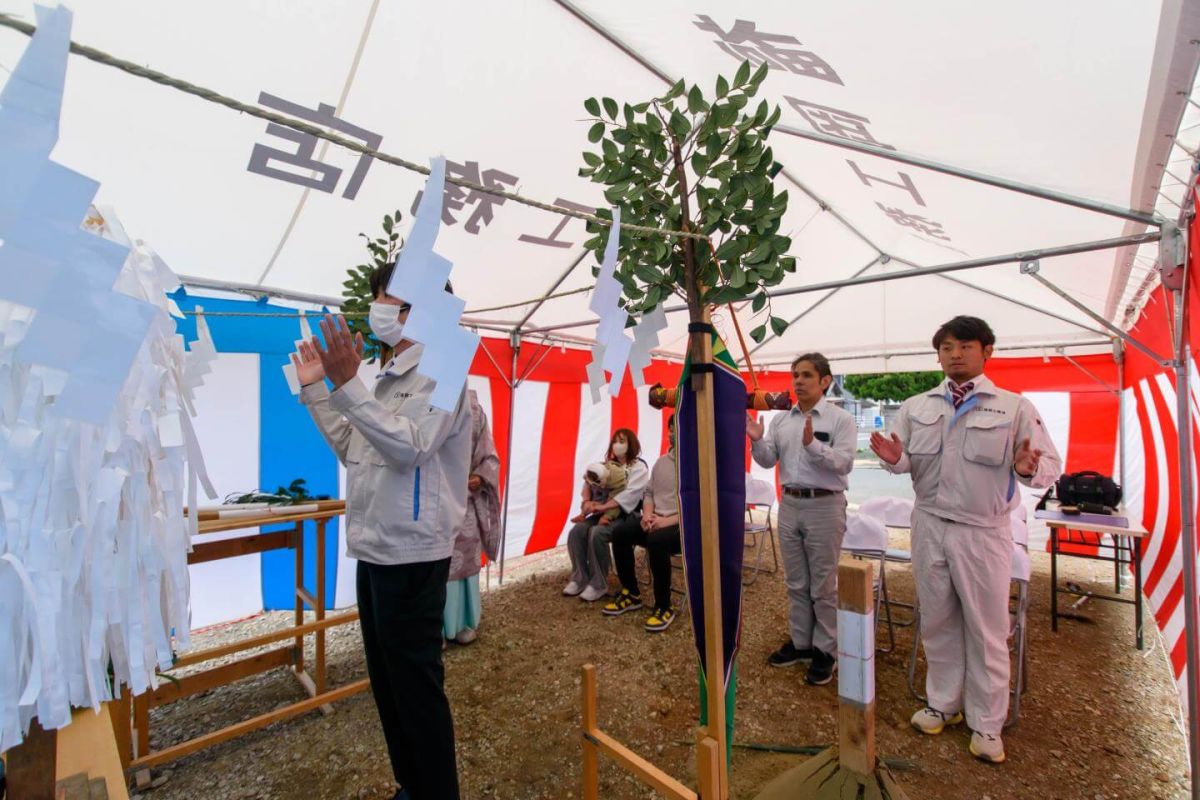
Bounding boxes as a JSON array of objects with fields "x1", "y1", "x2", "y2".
[{"x1": 563, "y1": 429, "x2": 648, "y2": 602}]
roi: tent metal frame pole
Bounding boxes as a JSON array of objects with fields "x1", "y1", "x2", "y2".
[
  {"x1": 774, "y1": 124, "x2": 1162, "y2": 228},
  {"x1": 1055, "y1": 347, "x2": 1120, "y2": 394},
  {"x1": 514, "y1": 249, "x2": 590, "y2": 333},
  {"x1": 521, "y1": 232, "x2": 1159, "y2": 336},
  {"x1": 1022, "y1": 265, "x2": 1170, "y2": 365},
  {"x1": 497, "y1": 333, "x2": 521, "y2": 585},
  {"x1": 1171, "y1": 297, "x2": 1200, "y2": 800},
  {"x1": 759, "y1": 232, "x2": 1163, "y2": 301},
  {"x1": 747, "y1": 255, "x2": 882, "y2": 356},
  {"x1": 752, "y1": 339, "x2": 1113, "y2": 368},
  {"x1": 1116, "y1": 341, "x2": 1128, "y2": 593}
]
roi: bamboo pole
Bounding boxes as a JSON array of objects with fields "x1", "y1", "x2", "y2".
[{"x1": 582, "y1": 665, "x2": 600, "y2": 800}]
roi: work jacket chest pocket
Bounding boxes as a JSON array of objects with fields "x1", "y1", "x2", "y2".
[
  {"x1": 963, "y1": 417, "x2": 1011, "y2": 467},
  {"x1": 907, "y1": 411, "x2": 944, "y2": 456}
]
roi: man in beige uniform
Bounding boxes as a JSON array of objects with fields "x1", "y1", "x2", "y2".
[{"x1": 871, "y1": 316, "x2": 1060, "y2": 764}]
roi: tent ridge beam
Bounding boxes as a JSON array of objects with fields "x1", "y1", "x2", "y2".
[{"x1": 774, "y1": 124, "x2": 1162, "y2": 227}]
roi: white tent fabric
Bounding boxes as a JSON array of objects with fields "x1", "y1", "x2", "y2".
[{"x1": 0, "y1": 1, "x2": 1197, "y2": 373}]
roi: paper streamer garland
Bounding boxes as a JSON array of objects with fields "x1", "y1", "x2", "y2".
[
  {"x1": 586, "y1": 208, "x2": 633, "y2": 399},
  {"x1": 0, "y1": 9, "x2": 213, "y2": 752},
  {"x1": 627, "y1": 304, "x2": 668, "y2": 387},
  {"x1": 386, "y1": 156, "x2": 480, "y2": 412}
]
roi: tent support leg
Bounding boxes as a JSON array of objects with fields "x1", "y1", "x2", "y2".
[
  {"x1": 498, "y1": 334, "x2": 521, "y2": 585},
  {"x1": 1117, "y1": 342, "x2": 1128, "y2": 593}
]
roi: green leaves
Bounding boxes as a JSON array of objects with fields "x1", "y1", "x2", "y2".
[
  {"x1": 577, "y1": 65, "x2": 791, "y2": 327},
  {"x1": 770, "y1": 315, "x2": 788, "y2": 337}
]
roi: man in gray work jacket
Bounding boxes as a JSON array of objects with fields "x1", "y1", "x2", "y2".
[
  {"x1": 292, "y1": 263, "x2": 471, "y2": 800},
  {"x1": 748, "y1": 352, "x2": 856, "y2": 686}
]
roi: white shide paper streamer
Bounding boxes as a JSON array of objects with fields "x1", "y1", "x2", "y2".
[{"x1": 0, "y1": 8, "x2": 213, "y2": 751}]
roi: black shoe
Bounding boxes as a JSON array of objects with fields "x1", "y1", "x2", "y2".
[
  {"x1": 805, "y1": 649, "x2": 837, "y2": 686},
  {"x1": 767, "y1": 640, "x2": 814, "y2": 668}
]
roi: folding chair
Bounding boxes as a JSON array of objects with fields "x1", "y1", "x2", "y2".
[
  {"x1": 743, "y1": 476, "x2": 780, "y2": 586},
  {"x1": 842, "y1": 512, "x2": 897, "y2": 653},
  {"x1": 857, "y1": 496, "x2": 917, "y2": 625}
]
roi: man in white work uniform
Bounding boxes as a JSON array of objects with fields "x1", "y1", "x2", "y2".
[
  {"x1": 870, "y1": 316, "x2": 1060, "y2": 764},
  {"x1": 748, "y1": 352, "x2": 856, "y2": 686}
]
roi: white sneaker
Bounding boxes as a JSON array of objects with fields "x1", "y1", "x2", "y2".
[
  {"x1": 579, "y1": 584, "x2": 607, "y2": 602},
  {"x1": 969, "y1": 731, "x2": 1005, "y2": 764},
  {"x1": 910, "y1": 707, "x2": 964, "y2": 735},
  {"x1": 455, "y1": 628, "x2": 477, "y2": 645},
  {"x1": 563, "y1": 580, "x2": 584, "y2": 596}
]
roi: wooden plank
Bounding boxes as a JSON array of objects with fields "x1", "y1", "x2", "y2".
[
  {"x1": 196, "y1": 507, "x2": 344, "y2": 535},
  {"x1": 188, "y1": 499, "x2": 345, "y2": 521},
  {"x1": 132, "y1": 694, "x2": 149, "y2": 760},
  {"x1": 129, "y1": 678, "x2": 370, "y2": 771},
  {"x1": 108, "y1": 692, "x2": 132, "y2": 770},
  {"x1": 581, "y1": 665, "x2": 599, "y2": 800},
  {"x1": 56, "y1": 706, "x2": 130, "y2": 800},
  {"x1": 8, "y1": 717, "x2": 57, "y2": 800},
  {"x1": 877, "y1": 765, "x2": 910, "y2": 800},
  {"x1": 171, "y1": 611, "x2": 359, "y2": 668},
  {"x1": 294, "y1": 520, "x2": 305, "y2": 675},
  {"x1": 315, "y1": 519, "x2": 328, "y2": 695},
  {"x1": 837, "y1": 559, "x2": 875, "y2": 776},
  {"x1": 696, "y1": 736, "x2": 721, "y2": 800},
  {"x1": 590, "y1": 729, "x2": 697, "y2": 800},
  {"x1": 151, "y1": 648, "x2": 292, "y2": 706},
  {"x1": 296, "y1": 586, "x2": 318, "y2": 609},
  {"x1": 187, "y1": 530, "x2": 293, "y2": 564}
]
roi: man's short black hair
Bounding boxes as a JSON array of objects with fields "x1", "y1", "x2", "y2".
[
  {"x1": 932, "y1": 315, "x2": 995, "y2": 349},
  {"x1": 791, "y1": 352, "x2": 832, "y2": 380},
  {"x1": 369, "y1": 261, "x2": 453, "y2": 299}
]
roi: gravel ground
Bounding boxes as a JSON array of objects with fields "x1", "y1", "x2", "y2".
[{"x1": 137, "y1": 534, "x2": 1188, "y2": 800}]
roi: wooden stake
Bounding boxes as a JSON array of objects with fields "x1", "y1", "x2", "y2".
[
  {"x1": 6, "y1": 717, "x2": 57, "y2": 800},
  {"x1": 582, "y1": 665, "x2": 599, "y2": 800},
  {"x1": 837, "y1": 558, "x2": 876, "y2": 776}
]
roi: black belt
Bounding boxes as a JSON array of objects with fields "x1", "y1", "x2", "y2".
[{"x1": 782, "y1": 487, "x2": 841, "y2": 499}]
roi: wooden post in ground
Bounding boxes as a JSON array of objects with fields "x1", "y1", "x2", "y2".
[
  {"x1": 837, "y1": 558, "x2": 876, "y2": 775},
  {"x1": 752, "y1": 558, "x2": 910, "y2": 799},
  {"x1": 692, "y1": 310, "x2": 728, "y2": 799},
  {"x1": 581, "y1": 664, "x2": 600, "y2": 800},
  {"x1": 6, "y1": 718, "x2": 57, "y2": 800}
]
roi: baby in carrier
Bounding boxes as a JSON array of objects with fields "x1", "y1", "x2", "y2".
[{"x1": 570, "y1": 461, "x2": 628, "y2": 523}]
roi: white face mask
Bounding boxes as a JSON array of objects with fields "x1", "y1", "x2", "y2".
[
  {"x1": 611, "y1": 441, "x2": 628, "y2": 458},
  {"x1": 368, "y1": 301, "x2": 406, "y2": 347}
]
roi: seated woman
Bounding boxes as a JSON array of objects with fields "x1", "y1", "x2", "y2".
[
  {"x1": 603, "y1": 414, "x2": 681, "y2": 632},
  {"x1": 563, "y1": 428, "x2": 648, "y2": 602}
]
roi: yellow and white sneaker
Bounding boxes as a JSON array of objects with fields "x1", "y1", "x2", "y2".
[
  {"x1": 910, "y1": 707, "x2": 964, "y2": 735},
  {"x1": 969, "y1": 731, "x2": 1005, "y2": 764}
]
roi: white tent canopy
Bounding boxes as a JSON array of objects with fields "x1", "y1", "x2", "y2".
[{"x1": 0, "y1": 0, "x2": 1197, "y2": 374}]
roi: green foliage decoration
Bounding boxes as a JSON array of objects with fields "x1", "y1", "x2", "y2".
[
  {"x1": 340, "y1": 209, "x2": 403, "y2": 362},
  {"x1": 579, "y1": 61, "x2": 795, "y2": 340}
]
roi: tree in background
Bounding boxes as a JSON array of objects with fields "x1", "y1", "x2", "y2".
[{"x1": 843, "y1": 371, "x2": 943, "y2": 403}]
